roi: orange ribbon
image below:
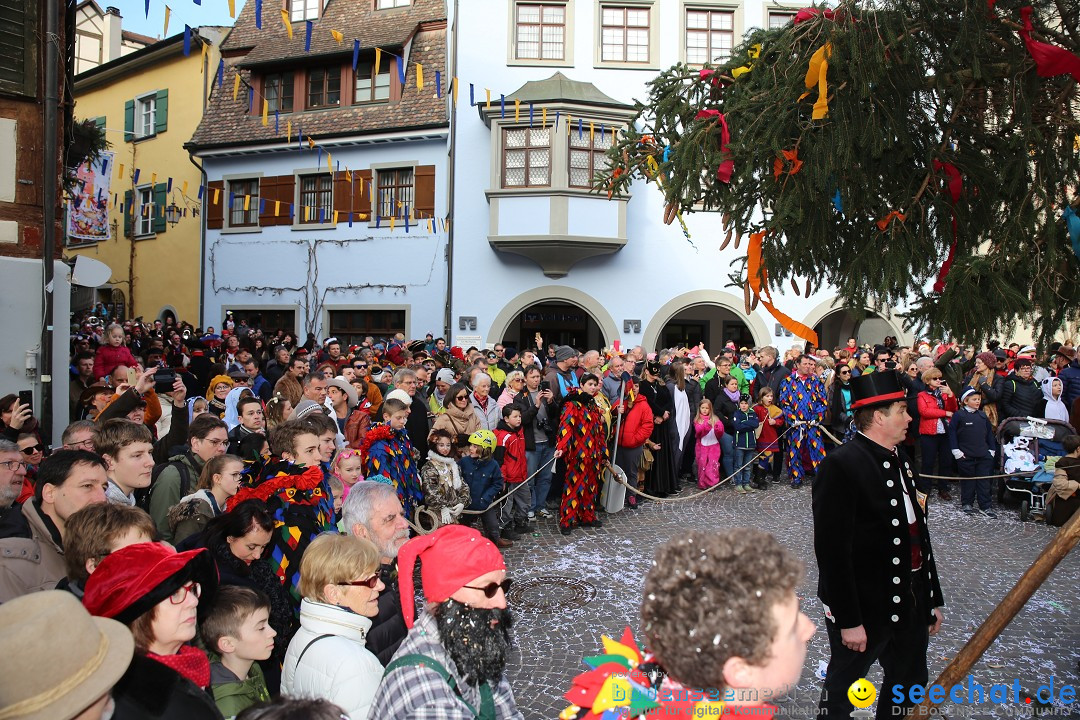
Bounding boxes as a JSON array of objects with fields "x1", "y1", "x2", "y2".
[
  {"x1": 747, "y1": 231, "x2": 820, "y2": 347},
  {"x1": 772, "y1": 148, "x2": 803, "y2": 180},
  {"x1": 876, "y1": 211, "x2": 906, "y2": 231}
]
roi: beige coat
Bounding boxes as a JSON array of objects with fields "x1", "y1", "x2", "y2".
[{"x1": 0, "y1": 500, "x2": 66, "y2": 602}]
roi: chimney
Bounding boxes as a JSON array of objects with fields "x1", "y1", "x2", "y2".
[{"x1": 102, "y1": 6, "x2": 122, "y2": 64}]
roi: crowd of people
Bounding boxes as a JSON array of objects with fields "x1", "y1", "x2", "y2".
[{"x1": 0, "y1": 310, "x2": 1078, "y2": 719}]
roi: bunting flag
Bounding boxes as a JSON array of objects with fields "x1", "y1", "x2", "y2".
[
  {"x1": 514, "y1": 98, "x2": 520, "y2": 121},
  {"x1": 452, "y1": 77, "x2": 458, "y2": 104},
  {"x1": 233, "y1": 71, "x2": 241, "y2": 101},
  {"x1": 151, "y1": 172, "x2": 157, "y2": 185},
  {"x1": 747, "y1": 231, "x2": 820, "y2": 346},
  {"x1": 331, "y1": 29, "x2": 344, "y2": 45},
  {"x1": 500, "y1": 94, "x2": 505, "y2": 118},
  {"x1": 1064, "y1": 206, "x2": 1080, "y2": 259},
  {"x1": 1019, "y1": 6, "x2": 1080, "y2": 82},
  {"x1": 542, "y1": 107, "x2": 547, "y2": 128},
  {"x1": 274, "y1": 109, "x2": 279, "y2": 134},
  {"x1": 255, "y1": 0, "x2": 262, "y2": 29},
  {"x1": 248, "y1": 86, "x2": 255, "y2": 113},
  {"x1": 163, "y1": 6, "x2": 171, "y2": 37},
  {"x1": 166, "y1": 177, "x2": 172, "y2": 192},
  {"x1": 304, "y1": 21, "x2": 313, "y2": 52},
  {"x1": 183, "y1": 25, "x2": 191, "y2": 56},
  {"x1": 416, "y1": 63, "x2": 424, "y2": 90},
  {"x1": 281, "y1": 10, "x2": 293, "y2": 40},
  {"x1": 144, "y1": 0, "x2": 150, "y2": 18},
  {"x1": 228, "y1": 0, "x2": 235, "y2": 18},
  {"x1": 262, "y1": 99, "x2": 269, "y2": 126},
  {"x1": 181, "y1": 180, "x2": 188, "y2": 195},
  {"x1": 435, "y1": 70, "x2": 442, "y2": 98},
  {"x1": 352, "y1": 40, "x2": 360, "y2": 71},
  {"x1": 217, "y1": 59, "x2": 224, "y2": 88},
  {"x1": 375, "y1": 48, "x2": 382, "y2": 75},
  {"x1": 396, "y1": 57, "x2": 405, "y2": 84}
]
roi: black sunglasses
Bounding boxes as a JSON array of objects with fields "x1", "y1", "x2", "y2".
[
  {"x1": 21, "y1": 444, "x2": 43, "y2": 455},
  {"x1": 338, "y1": 575, "x2": 380, "y2": 589},
  {"x1": 464, "y1": 578, "x2": 512, "y2": 598}
]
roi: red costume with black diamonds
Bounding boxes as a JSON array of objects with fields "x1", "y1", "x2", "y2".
[{"x1": 555, "y1": 389, "x2": 610, "y2": 530}]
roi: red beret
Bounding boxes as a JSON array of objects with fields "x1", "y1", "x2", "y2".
[{"x1": 397, "y1": 525, "x2": 505, "y2": 629}]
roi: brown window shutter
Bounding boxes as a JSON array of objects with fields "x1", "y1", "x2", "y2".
[
  {"x1": 355, "y1": 170, "x2": 373, "y2": 220},
  {"x1": 414, "y1": 165, "x2": 435, "y2": 219},
  {"x1": 333, "y1": 171, "x2": 355, "y2": 222},
  {"x1": 276, "y1": 176, "x2": 296, "y2": 225},
  {"x1": 207, "y1": 180, "x2": 224, "y2": 230},
  {"x1": 257, "y1": 175, "x2": 293, "y2": 226},
  {"x1": 258, "y1": 176, "x2": 278, "y2": 226}
]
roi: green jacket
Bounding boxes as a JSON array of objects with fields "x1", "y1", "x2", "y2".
[
  {"x1": 148, "y1": 451, "x2": 205, "y2": 542},
  {"x1": 209, "y1": 657, "x2": 270, "y2": 719}
]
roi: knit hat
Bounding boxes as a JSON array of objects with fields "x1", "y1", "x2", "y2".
[
  {"x1": 435, "y1": 368, "x2": 457, "y2": 385},
  {"x1": 206, "y1": 374, "x2": 234, "y2": 397},
  {"x1": 0, "y1": 591, "x2": 134, "y2": 720},
  {"x1": 385, "y1": 388, "x2": 412, "y2": 406},
  {"x1": 504, "y1": 347, "x2": 519, "y2": 361},
  {"x1": 397, "y1": 524, "x2": 506, "y2": 628},
  {"x1": 976, "y1": 351, "x2": 997, "y2": 368},
  {"x1": 555, "y1": 345, "x2": 578, "y2": 362},
  {"x1": 83, "y1": 542, "x2": 217, "y2": 626}
]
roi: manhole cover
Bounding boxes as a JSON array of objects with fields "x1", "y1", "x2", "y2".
[{"x1": 508, "y1": 575, "x2": 597, "y2": 613}]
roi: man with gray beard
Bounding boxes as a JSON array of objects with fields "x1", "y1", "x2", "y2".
[{"x1": 370, "y1": 524, "x2": 522, "y2": 719}]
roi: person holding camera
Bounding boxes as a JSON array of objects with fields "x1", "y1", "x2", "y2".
[{"x1": 95, "y1": 366, "x2": 190, "y2": 460}]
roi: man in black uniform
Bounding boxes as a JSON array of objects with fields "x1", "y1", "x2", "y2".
[{"x1": 814, "y1": 371, "x2": 945, "y2": 719}]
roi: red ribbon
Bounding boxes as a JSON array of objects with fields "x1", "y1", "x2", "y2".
[
  {"x1": 1019, "y1": 7, "x2": 1080, "y2": 82},
  {"x1": 932, "y1": 160, "x2": 963, "y2": 293},
  {"x1": 695, "y1": 110, "x2": 734, "y2": 183},
  {"x1": 793, "y1": 7, "x2": 835, "y2": 23}
]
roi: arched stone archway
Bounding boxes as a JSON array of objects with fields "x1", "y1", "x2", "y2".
[
  {"x1": 802, "y1": 298, "x2": 911, "y2": 349},
  {"x1": 487, "y1": 287, "x2": 620, "y2": 351},
  {"x1": 642, "y1": 291, "x2": 771, "y2": 352}
]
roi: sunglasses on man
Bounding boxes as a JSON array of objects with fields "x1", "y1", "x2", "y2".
[{"x1": 464, "y1": 579, "x2": 512, "y2": 598}]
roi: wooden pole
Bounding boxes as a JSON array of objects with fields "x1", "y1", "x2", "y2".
[{"x1": 909, "y1": 508, "x2": 1080, "y2": 717}]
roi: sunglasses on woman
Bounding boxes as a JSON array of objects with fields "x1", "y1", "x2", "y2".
[
  {"x1": 21, "y1": 444, "x2": 43, "y2": 455},
  {"x1": 464, "y1": 578, "x2": 512, "y2": 598},
  {"x1": 338, "y1": 575, "x2": 380, "y2": 589}
]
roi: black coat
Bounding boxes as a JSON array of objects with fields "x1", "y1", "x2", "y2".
[
  {"x1": 366, "y1": 560, "x2": 408, "y2": 666},
  {"x1": 812, "y1": 433, "x2": 944, "y2": 630},
  {"x1": 407, "y1": 395, "x2": 431, "y2": 458},
  {"x1": 999, "y1": 375, "x2": 1043, "y2": 420},
  {"x1": 111, "y1": 654, "x2": 222, "y2": 720}
]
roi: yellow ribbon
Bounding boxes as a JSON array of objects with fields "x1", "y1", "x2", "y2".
[
  {"x1": 731, "y1": 44, "x2": 761, "y2": 79},
  {"x1": 804, "y1": 42, "x2": 832, "y2": 120}
]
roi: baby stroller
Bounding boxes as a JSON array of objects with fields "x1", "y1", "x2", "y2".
[{"x1": 996, "y1": 416, "x2": 1076, "y2": 521}]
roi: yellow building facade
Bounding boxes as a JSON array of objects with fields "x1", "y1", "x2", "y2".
[{"x1": 69, "y1": 28, "x2": 225, "y2": 323}]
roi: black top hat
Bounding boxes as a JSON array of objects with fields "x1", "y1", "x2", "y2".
[{"x1": 849, "y1": 370, "x2": 907, "y2": 410}]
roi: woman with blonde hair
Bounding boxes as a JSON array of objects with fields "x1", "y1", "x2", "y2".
[
  {"x1": 264, "y1": 393, "x2": 293, "y2": 431},
  {"x1": 964, "y1": 351, "x2": 1002, "y2": 427},
  {"x1": 282, "y1": 533, "x2": 384, "y2": 720}
]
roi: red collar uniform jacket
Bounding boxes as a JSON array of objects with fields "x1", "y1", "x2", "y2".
[
  {"x1": 494, "y1": 421, "x2": 528, "y2": 484},
  {"x1": 812, "y1": 433, "x2": 944, "y2": 630}
]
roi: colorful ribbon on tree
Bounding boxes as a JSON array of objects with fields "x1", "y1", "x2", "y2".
[
  {"x1": 932, "y1": 159, "x2": 963, "y2": 292},
  {"x1": 772, "y1": 148, "x2": 803, "y2": 180},
  {"x1": 695, "y1": 109, "x2": 734, "y2": 183},
  {"x1": 1019, "y1": 7, "x2": 1080, "y2": 82},
  {"x1": 803, "y1": 43, "x2": 833, "y2": 120},
  {"x1": 876, "y1": 210, "x2": 906, "y2": 231},
  {"x1": 1064, "y1": 206, "x2": 1080, "y2": 259},
  {"x1": 731, "y1": 44, "x2": 761, "y2": 79},
  {"x1": 747, "y1": 231, "x2": 820, "y2": 346}
]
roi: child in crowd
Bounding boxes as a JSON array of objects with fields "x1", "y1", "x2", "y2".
[
  {"x1": 202, "y1": 585, "x2": 276, "y2": 719},
  {"x1": 170, "y1": 453, "x2": 245, "y2": 544},
  {"x1": 948, "y1": 388, "x2": 998, "y2": 517},
  {"x1": 459, "y1": 429, "x2": 510, "y2": 548},
  {"x1": 731, "y1": 393, "x2": 760, "y2": 494},
  {"x1": 93, "y1": 322, "x2": 139, "y2": 381},
  {"x1": 93, "y1": 418, "x2": 155, "y2": 506},
  {"x1": 692, "y1": 399, "x2": 724, "y2": 489},
  {"x1": 753, "y1": 387, "x2": 785, "y2": 489},
  {"x1": 330, "y1": 448, "x2": 363, "y2": 502},
  {"x1": 326, "y1": 474, "x2": 345, "y2": 530},
  {"x1": 359, "y1": 398, "x2": 423, "y2": 520},
  {"x1": 419, "y1": 428, "x2": 470, "y2": 527},
  {"x1": 495, "y1": 405, "x2": 532, "y2": 539},
  {"x1": 59, "y1": 502, "x2": 156, "y2": 597},
  {"x1": 1047, "y1": 434, "x2": 1080, "y2": 527}
]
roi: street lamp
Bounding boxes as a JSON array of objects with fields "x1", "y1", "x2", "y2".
[{"x1": 165, "y1": 202, "x2": 182, "y2": 227}]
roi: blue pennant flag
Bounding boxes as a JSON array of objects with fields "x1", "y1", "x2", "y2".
[
  {"x1": 183, "y1": 26, "x2": 191, "y2": 56},
  {"x1": 352, "y1": 40, "x2": 360, "y2": 72},
  {"x1": 304, "y1": 21, "x2": 313, "y2": 52},
  {"x1": 217, "y1": 59, "x2": 224, "y2": 88},
  {"x1": 255, "y1": 0, "x2": 262, "y2": 28},
  {"x1": 396, "y1": 57, "x2": 405, "y2": 85},
  {"x1": 435, "y1": 70, "x2": 442, "y2": 98}
]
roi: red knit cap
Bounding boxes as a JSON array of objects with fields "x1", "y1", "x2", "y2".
[{"x1": 398, "y1": 525, "x2": 506, "y2": 628}]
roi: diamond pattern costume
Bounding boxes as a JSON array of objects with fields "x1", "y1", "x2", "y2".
[
  {"x1": 555, "y1": 389, "x2": 610, "y2": 530},
  {"x1": 778, "y1": 371, "x2": 827, "y2": 485},
  {"x1": 360, "y1": 423, "x2": 424, "y2": 520}
]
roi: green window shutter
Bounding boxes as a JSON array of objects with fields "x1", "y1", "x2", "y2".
[
  {"x1": 124, "y1": 100, "x2": 135, "y2": 142},
  {"x1": 123, "y1": 190, "x2": 133, "y2": 237},
  {"x1": 93, "y1": 116, "x2": 106, "y2": 130},
  {"x1": 152, "y1": 183, "x2": 168, "y2": 233},
  {"x1": 155, "y1": 89, "x2": 168, "y2": 134}
]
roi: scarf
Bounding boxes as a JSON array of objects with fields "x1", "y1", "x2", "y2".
[
  {"x1": 426, "y1": 449, "x2": 463, "y2": 489},
  {"x1": 723, "y1": 386, "x2": 741, "y2": 402},
  {"x1": 147, "y1": 645, "x2": 211, "y2": 689},
  {"x1": 473, "y1": 392, "x2": 489, "y2": 411}
]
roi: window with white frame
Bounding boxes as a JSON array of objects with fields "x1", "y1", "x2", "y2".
[
  {"x1": 355, "y1": 61, "x2": 391, "y2": 103},
  {"x1": 265, "y1": 72, "x2": 294, "y2": 113},
  {"x1": 136, "y1": 94, "x2": 156, "y2": 138},
  {"x1": 229, "y1": 178, "x2": 260, "y2": 228},
  {"x1": 767, "y1": 9, "x2": 797, "y2": 28},
  {"x1": 502, "y1": 126, "x2": 551, "y2": 187},
  {"x1": 601, "y1": 6, "x2": 651, "y2": 63},
  {"x1": 377, "y1": 168, "x2": 414, "y2": 219},
  {"x1": 136, "y1": 186, "x2": 154, "y2": 236},
  {"x1": 685, "y1": 8, "x2": 735, "y2": 64},
  {"x1": 568, "y1": 126, "x2": 613, "y2": 188},
  {"x1": 376, "y1": 0, "x2": 410, "y2": 7},
  {"x1": 298, "y1": 173, "x2": 333, "y2": 224},
  {"x1": 514, "y1": 3, "x2": 566, "y2": 61},
  {"x1": 289, "y1": 0, "x2": 320, "y2": 22}
]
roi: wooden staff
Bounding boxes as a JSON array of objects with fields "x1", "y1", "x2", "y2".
[{"x1": 909, "y1": 508, "x2": 1080, "y2": 717}]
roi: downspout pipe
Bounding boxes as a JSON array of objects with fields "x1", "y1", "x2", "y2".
[
  {"x1": 188, "y1": 151, "x2": 207, "y2": 331},
  {"x1": 40, "y1": 0, "x2": 60, "y2": 444},
  {"x1": 444, "y1": 0, "x2": 459, "y2": 339}
]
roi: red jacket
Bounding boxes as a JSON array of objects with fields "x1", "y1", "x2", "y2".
[
  {"x1": 93, "y1": 344, "x2": 139, "y2": 381},
  {"x1": 618, "y1": 394, "x2": 654, "y2": 449},
  {"x1": 494, "y1": 422, "x2": 527, "y2": 484},
  {"x1": 917, "y1": 391, "x2": 958, "y2": 435}
]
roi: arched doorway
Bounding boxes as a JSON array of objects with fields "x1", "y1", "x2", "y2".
[
  {"x1": 812, "y1": 308, "x2": 905, "y2": 350},
  {"x1": 500, "y1": 301, "x2": 607, "y2": 351},
  {"x1": 660, "y1": 304, "x2": 755, "y2": 351}
]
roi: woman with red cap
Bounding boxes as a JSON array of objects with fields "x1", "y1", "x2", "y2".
[{"x1": 82, "y1": 542, "x2": 222, "y2": 719}]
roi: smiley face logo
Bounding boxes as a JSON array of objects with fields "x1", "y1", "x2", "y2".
[{"x1": 847, "y1": 678, "x2": 877, "y2": 709}]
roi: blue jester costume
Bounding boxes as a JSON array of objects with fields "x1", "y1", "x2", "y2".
[
  {"x1": 226, "y1": 459, "x2": 336, "y2": 611},
  {"x1": 556, "y1": 389, "x2": 610, "y2": 530},
  {"x1": 360, "y1": 423, "x2": 424, "y2": 520},
  {"x1": 778, "y1": 370, "x2": 828, "y2": 486}
]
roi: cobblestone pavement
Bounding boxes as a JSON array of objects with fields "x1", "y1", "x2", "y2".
[{"x1": 499, "y1": 478, "x2": 1080, "y2": 720}]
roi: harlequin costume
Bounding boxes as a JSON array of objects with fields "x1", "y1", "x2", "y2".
[
  {"x1": 778, "y1": 371, "x2": 827, "y2": 486},
  {"x1": 556, "y1": 389, "x2": 610, "y2": 531},
  {"x1": 360, "y1": 422, "x2": 424, "y2": 521},
  {"x1": 226, "y1": 459, "x2": 336, "y2": 610}
]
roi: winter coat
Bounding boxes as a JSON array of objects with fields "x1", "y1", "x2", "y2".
[
  {"x1": 366, "y1": 560, "x2": 407, "y2": 666},
  {"x1": 0, "y1": 498, "x2": 66, "y2": 602},
  {"x1": 693, "y1": 416, "x2": 725, "y2": 443},
  {"x1": 169, "y1": 489, "x2": 220, "y2": 546},
  {"x1": 712, "y1": 392, "x2": 739, "y2": 436},
  {"x1": 917, "y1": 390, "x2": 958, "y2": 435},
  {"x1": 150, "y1": 451, "x2": 206, "y2": 542},
  {"x1": 419, "y1": 451, "x2": 471, "y2": 522},
  {"x1": 1038, "y1": 377, "x2": 1070, "y2": 422},
  {"x1": 999, "y1": 375, "x2": 1043, "y2": 420},
  {"x1": 459, "y1": 455, "x2": 503, "y2": 511},
  {"x1": 618, "y1": 394, "x2": 654, "y2": 449},
  {"x1": 1058, "y1": 360, "x2": 1080, "y2": 409},
  {"x1": 963, "y1": 371, "x2": 1003, "y2": 426},
  {"x1": 509, "y1": 389, "x2": 541, "y2": 451},
  {"x1": 469, "y1": 392, "x2": 501, "y2": 432},
  {"x1": 731, "y1": 408, "x2": 760, "y2": 450},
  {"x1": 431, "y1": 402, "x2": 481, "y2": 455},
  {"x1": 111, "y1": 653, "x2": 223, "y2": 720},
  {"x1": 753, "y1": 403, "x2": 784, "y2": 450},
  {"x1": 947, "y1": 408, "x2": 997, "y2": 458},
  {"x1": 827, "y1": 381, "x2": 854, "y2": 435},
  {"x1": 344, "y1": 406, "x2": 372, "y2": 449},
  {"x1": 93, "y1": 343, "x2": 139, "y2": 381},
  {"x1": 282, "y1": 599, "x2": 382, "y2": 720},
  {"x1": 406, "y1": 394, "x2": 431, "y2": 459},
  {"x1": 209, "y1": 656, "x2": 270, "y2": 719},
  {"x1": 1048, "y1": 456, "x2": 1080, "y2": 527},
  {"x1": 494, "y1": 421, "x2": 528, "y2": 484}
]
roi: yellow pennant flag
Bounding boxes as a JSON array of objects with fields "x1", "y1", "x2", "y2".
[
  {"x1": 374, "y1": 48, "x2": 382, "y2": 75},
  {"x1": 566, "y1": 112, "x2": 572, "y2": 135},
  {"x1": 151, "y1": 173, "x2": 157, "y2": 185},
  {"x1": 416, "y1": 63, "x2": 424, "y2": 90},
  {"x1": 302, "y1": 206, "x2": 308, "y2": 223},
  {"x1": 202, "y1": 38, "x2": 209, "y2": 65},
  {"x1": 589, "y1": 121, "x2": 595, "y2": 144},
  {"x1": 228, "y1": 0, "x2": 235, "y2": 18},
  {"x1": 274, "y1": 200, "x2": 280, "y2": 216},
  {"x1": 390, "y1": 216, "x2": 396, "y2": 230},
  {"x1": 804, "y1": 42, "x2": 832, "y2": 120},
  {"x1": 327, "y1": 152, "x2": 332, "y2": 173},
  {"x1": 181, "y1": 180, "x2": 188, "y2": 195},
  {"x1": 514, "y1": 99, "x2": 520, "y2": 122},
  {"x1": 163, "y1": 6, "x2": 171, "y2": 37},
  {"x1": 542, "y1": 107, "x2": 547, "y2": 128},
  {"x1": 281, "y1": 10, "x2": 293, "y2": 39},
  {"x1": 346, "y1": 170, "x2": 352, "y2": 183},
  {"x1": 243, "y1": 194, "x2": 251, "y2": 211},
  {"x1": 485, "y1": 89, "x2": 491, "y2": 109},
  {"x1": 287, "y1": 120, "x2": 292, "y2": 143},
  {"x1": 262, "y1": 99, "x2": 269, "y2": 126},
  {"x1": 333, "y1": 210, "x2": 339, "y2": 223},
  {"x1": 452, "y1": 77, "x2": 459, "y2": 104},
  {"x1": 330, "y1": 29, "x2": 344, "y2": 45},
  {"x1": 213, "y1": 188, "x2": 220, "y2": 204},
  {"x1": 233, "y1": 72, "x2": 241, "y2": 101},
  {"x1": 117, "y1": 163, "x2": 124, "y2": 179}
]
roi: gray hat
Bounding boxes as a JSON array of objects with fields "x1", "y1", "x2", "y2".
[
  {"x1": 555, "y1": 345, "x2": 578, "y2": 362},
  {"x1": 436, "y1": 368, "x2": 456, "y2": 385}
]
